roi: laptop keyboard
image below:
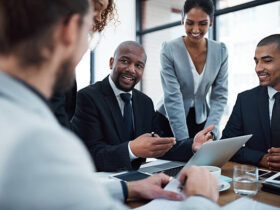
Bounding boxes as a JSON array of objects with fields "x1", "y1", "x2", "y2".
[
  {"x1": 159, "y1": 166, "x2": 184, "y2": 177},
  {"x1": 139, "y1": 161, "x2": 185, "y2": 174}
]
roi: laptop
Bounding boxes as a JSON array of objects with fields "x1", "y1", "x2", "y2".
[{"x1": 138, "y1": 134, "x2": 252, "y2": 177}]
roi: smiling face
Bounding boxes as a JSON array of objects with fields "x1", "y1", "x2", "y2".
[
  {"x1": 183, "y1": 7, "x2": 212, "y2": 43},
  {"x1": 254, "y1": 43, "x2": 280, "y2": 91},
  {"x1": 110, "y1": 43, "x2": 146, "y2": 92},
  {"x1": 92, "y1": 0, "x2": 109, "y2": 25}
]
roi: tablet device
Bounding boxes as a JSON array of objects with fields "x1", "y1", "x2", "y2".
[
  {"x1": 112, "y1": 171, "x2": 150, "y2": 182},
  {"x1": 265, "y1": 172, "x2": 280, "y2": 184}
]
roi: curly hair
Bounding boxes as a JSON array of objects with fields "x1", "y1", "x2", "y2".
[{"x1": 92, "y1": 0, "x2": 117, "y2": 32}]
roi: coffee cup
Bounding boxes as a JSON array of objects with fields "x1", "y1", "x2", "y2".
[{"x1": 202, "y1": 166, "x2": 221, "y2": 180}]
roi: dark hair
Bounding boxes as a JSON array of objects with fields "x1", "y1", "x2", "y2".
[
  {"x1": 183, "y1": 0, "x2": 214, "y2": 19},
  {"x1": 0, "y1": 0, "x2": 89, "y2": 67},
  {"x1": 92, "y1": 0, "x2": 117, "y2": 32},
  {"x1": 257, "y1": 34, "x2": 280, "y2": 50}
]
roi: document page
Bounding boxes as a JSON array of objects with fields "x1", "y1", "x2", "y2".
[
  {"x1": 135, "y1": 179, "x2": 184, "y2": 210},
  {"x1": 222, "y1": 197, "x2": 279, "y2": 210}
]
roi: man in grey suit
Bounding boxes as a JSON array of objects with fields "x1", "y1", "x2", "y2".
[{"x1": 0, "y1": 0, "x2": 220, "y2": 209}]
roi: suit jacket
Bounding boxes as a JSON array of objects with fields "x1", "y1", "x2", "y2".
[
  {"x1": 157, "y1": 37, "x2": 228, "y2": 140},
  {"x1": 71, "y1": 76, "x2": 194, "y2": 172},
  {"x1": 50, "y1": 80, "x2": 77, "y2": 129},
  {"x1": 222, "y1": 86, "x2": 271, "y2": 166}
]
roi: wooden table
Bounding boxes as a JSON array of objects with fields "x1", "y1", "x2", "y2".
[{"x1": 127, "y1": 162, "x2": 280, "y2": 208}]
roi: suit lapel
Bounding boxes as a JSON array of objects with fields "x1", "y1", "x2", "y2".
[
  {"x1": 258, "y1": 86, "x2": 271, "y2": 148},
  {"x1": 179, "y1": 37, "x2": 195, "y2": 94},
  {"x1": 101, "y1": 77, "x2": 126, "y2": 142}
]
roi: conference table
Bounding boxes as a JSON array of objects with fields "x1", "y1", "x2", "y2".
[{"x1": 127, "y1": 161, "x2": 280, "y2": 208}]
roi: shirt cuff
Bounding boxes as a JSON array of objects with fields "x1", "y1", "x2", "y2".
[
  {"x1": 120, "y1": 180, "x2": 128, "y2": 201},
  {"x1": 128, "y1": 141, "x2": 138, "y2": 161}
]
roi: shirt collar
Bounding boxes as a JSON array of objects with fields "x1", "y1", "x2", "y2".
[
  {"x1": 11, "y1": 75, "x2": 50, "y2": 107},
  {"x1": 267, "y1": 86, "x2": 279, "y2": 100},
  {"x1": 108, "y1": 75, "x2": 133, "y2": 97}
]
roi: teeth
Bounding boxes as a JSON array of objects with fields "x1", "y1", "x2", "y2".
[
  {"x1": 192, "y1": 33, "x2": 200, "y2": 37},
  {"x1": 122, "y1": 75, "x2": 134, "y2": 81}
]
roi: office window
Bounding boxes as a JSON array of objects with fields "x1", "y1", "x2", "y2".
[
  {"x1": 76, "y1": 50, "x2": 91, "y2": 91},
  {"x1": 142, "y1": 0, "x2": 184, "y2": 29},
  {"x1": 217, "y1": 0, "x2": 256, "y2": 9},
  {"x1": 216, "y1": 1, "x2": 280, "y2": 129},
  {"x1": 142, "y1": 25, "x2": 185, "y2": 105}
]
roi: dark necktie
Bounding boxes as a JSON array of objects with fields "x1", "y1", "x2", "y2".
[
  {"x1": 120, "y1": 93, "x2": 134, "y2": 141},
  {"x1": 271, "y1": 92, "x2": 280, "y2": 147}
]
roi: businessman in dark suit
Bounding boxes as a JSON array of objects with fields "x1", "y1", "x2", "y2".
[
  {"x1": 222, "y1": 34, "x2": 280, "y2": 171},
  {"x1": 72, "y1": 41, "x2": 214, "y2": 172}
]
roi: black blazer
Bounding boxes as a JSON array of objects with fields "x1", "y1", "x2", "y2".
[
  {"x1": 222, "y1": 86, "x2": 271, "y2": 165},
  {"x1": 72, "y1": 76, "x2": 193, "y2": 172},
  {"x1": 50, "y1": 81, "x2": 77, "y2": 129}
]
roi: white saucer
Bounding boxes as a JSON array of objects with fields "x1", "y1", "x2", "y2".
[{"x1": 219, "y1": 181, "x2": 230, "y2": 192}]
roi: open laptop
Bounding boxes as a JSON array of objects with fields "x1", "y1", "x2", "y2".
[{"x1": 138, "y1": 134, "x2": 252, "y2": 177}]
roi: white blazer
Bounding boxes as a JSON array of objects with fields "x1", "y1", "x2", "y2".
[
  {"x1": 157, "y1": 37, "x2": 228, "y2": 140},
  {"x1": 0, "y1": 72, "x2": 220, "y2": 209}
]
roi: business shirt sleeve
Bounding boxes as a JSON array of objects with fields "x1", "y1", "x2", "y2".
[
  {"x1": 71, "y1": 90, "x2": 135, "y2": 172},
  {"x1": 222, "y1": 94, "x2": 266, "y2": 165},
  {"x1": 4, "y1": 126, "x2": 127, "y2": 210},
  {"x1": 204, "y1": 43, "x2": 228, "y2": 138},
  {"x1": 160, "y1": 42, "x2": 189, "y2": 141}
]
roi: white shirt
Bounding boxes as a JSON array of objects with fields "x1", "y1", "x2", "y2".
[
  {"x1": 186, "y1": 50, "x2": 206, "y2": 108},
  {"x1": 267, "y1": 86, "x2": 279, "y2": 122},
  {"x1": 108, "y1": 76, "x2": 138, "y2": 160}
]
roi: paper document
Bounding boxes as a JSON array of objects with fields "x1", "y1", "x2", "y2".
[
  {"x1": 222, "y1": 197, "x2": 279, "y2": 210},
  {"x1": 135, "y1": 179, "x2": 184, "y2": 210}
]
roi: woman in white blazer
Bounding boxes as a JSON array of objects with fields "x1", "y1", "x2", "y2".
[{"x1": 156, "y1": 0, "x2": 228, "y2": 140}]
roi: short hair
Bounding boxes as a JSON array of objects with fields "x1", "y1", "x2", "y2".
[
  {"x1": 183, "y1": 0, "x2": 215, "y2": 19},
  {"x1": 257, "y1": 34, "x2": 280, "y2": 50},
  {"x1": 0, "y1": 0, "x2": 89, "y2": 67}
]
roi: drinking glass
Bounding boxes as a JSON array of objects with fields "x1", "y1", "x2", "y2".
[{"x1": 233, "y1": 165, "x2": 258, "y2": 196}]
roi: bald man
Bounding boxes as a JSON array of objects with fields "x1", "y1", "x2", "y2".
[{"x1": 72, "y1": 41, "x2": 214, "y2": 172}]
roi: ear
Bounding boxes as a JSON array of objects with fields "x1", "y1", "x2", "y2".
[
  {"x1": 60, "y1": 14, "x2": 81, "y2": 49},
  {"x1": 109, "y1": 57, "x2": 114, "y2": 70},
  {"x1": 181, "y1": 19, "x2": 184, "y2": 25},
  {"x1": 209, "y1": 18, "x2": 213, "y2": 27}
]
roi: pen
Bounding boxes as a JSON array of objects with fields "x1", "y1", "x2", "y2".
[
  {"x1": 151, "y1": 132, "x2": 155, "y2": 137},
  {"x1": 178, "y1": 177, "x2": 187, "y2": 192}
]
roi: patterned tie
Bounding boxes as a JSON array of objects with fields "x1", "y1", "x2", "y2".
[
  {"x1": 120, "y1": 93, "x2": 134, "y2": 141},
  {"x1": 271, "y1": 92, "x2": 280, "y2": 147}
]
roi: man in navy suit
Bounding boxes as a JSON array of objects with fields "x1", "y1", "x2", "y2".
[
  {"x1": 222, "y1": 34, "x2": 280, "y2": 171},
  {"x1": 72, "y1": 41, "x2": 214, "y2": 172}
]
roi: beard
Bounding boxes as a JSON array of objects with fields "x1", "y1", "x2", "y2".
[
  {"x1": 52, "y1": 58, "x2": 76, "y2": 95},
  {"x1": 114, "y1": 73, "x2": 137, "y2": 92}
]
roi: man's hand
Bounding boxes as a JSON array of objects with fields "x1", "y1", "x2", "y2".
[
  {"x1": 192, "y1": 125, "x2": 214, "y2": 152},
  {"x1": 130, "y1": 133, "x2": 176, "y2": 158},
  {"x1": 267, "y1": 147, "x2": 280, "y2": 171},
  {"x1": 259, "y1": 153, "x2": 270, "y2": 168},
  {"x1": 179, "y1": 166, "x2": 219, "y2": 202},
  {"x1": 127, "y1": 173, "x2": 183, "y2": 201}
]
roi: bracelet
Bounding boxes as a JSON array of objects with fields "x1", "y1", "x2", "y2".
[{"x1": 120, "y1": 180, "x2": 128, "y2": 201}]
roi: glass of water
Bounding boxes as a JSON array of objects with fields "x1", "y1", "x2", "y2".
[{"x1": 233, "y1": 165, "x2": 258, "y2": 196}]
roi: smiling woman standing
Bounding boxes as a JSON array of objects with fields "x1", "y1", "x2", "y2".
[{"x1": 156, "y1": 0, "x2": 228, "y2": 140}]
